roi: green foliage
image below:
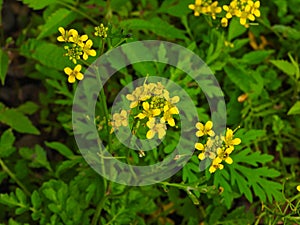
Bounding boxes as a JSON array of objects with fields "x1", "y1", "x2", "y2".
[{"x1": 1, "y1": 0, "x2": 300, "y2": 224}]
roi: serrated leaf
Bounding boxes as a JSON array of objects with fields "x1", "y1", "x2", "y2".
[
  {"x1": 45, "y1": 141, "x2": 74, "y2": 159},
  {"x1": 0, "y1": 48, "x2": 9, "y2": 85},
  {"x1": 15, "y1": 188, "x2": 27, "y2": 205},
  {"x1": 0, "y1": 193, "x2": 18, "y2": 207},
  {"x1": 20, "y1": 39, "x2": 73, "y2": 70},
  {"x1": 0, "y1": 109, "x2": 40, "y2": 135},
  {"x1": 287, "y1": 101, "x2": 300, "y2": 115},
  {"x1": 16, "y1": 101, "x2": 39, "y2": 115},
  {"x1": 0, "y1": 129, "x2": 16, "y2": 157},
  {"x1": 31, "y1": 190, "x2": 41, "y2": 209},
  {"x1": 31, "y1": 145, "x2": 52, "y2": 171},
  {"x1": 120, "y1": 17, "x2": 187, "y2": 40},
  {"x1": 21, "y1": 0, "x2": 59, "y2": 10},
  {"x1": 42, "y1": 188, "x2": 57, "y2": 202},
  {"x1": 270, "y1": 59, "x2": 296, "y2": 76},
  {"x1": 38, "y1": 8, "x2": 76, "y2": 39}
]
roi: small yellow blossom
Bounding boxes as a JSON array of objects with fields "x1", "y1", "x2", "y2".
[
  {"x1": 68, "y1": 29, "x2": 88, "y2": 47},
  {"x1": 161, "y1": 105, "x2": 179, "y2": 127},
  {"x1": 223, "y1": 128, "x2": 241, "y2": 147},
  {"x1": 64, "y1": 64, "x2": 84, "y2": 83},
  {"x1": 112, "y1": 110, "x2": 128, "y2": 127},
  {"x1": 217, "y1": 146, "x2": 234, "y2": 164},
  {"x1": 221, "y1": 17, "x2": 228, "y2": 27},
  {"x1": 188, "y1": 0, "x2": 206, "y2": 16},
  {"x1": 57, "y1": 27, "x2": 72, "y2": 42},
  {"x1": 146, "y1": 118, "x2": 166, "y2": 139},
  {"x1": 297, "y1": 185, "x2": 300, "y2": 192},
  {"x1": 209, "y1": 157, "x2": 223, "y2": 173},
  {"x1": 196, "y1": 121, "x2": 215, "y2": 137},
  {"x1": 82, "y1": 39, "x2": 97, "y2": 60},
  {"x1": 207, "y1": 1, "x2": 222, "y2": 20},
  {"x1": 135, "y1": 102, "x2": 161, "y2": 120}
]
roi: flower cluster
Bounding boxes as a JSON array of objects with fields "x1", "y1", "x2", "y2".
[
  {"x1": 110, "y1": 82, "x2": 180, "y2": 140},
  {"x1": 94, "y1": 23, "x2": 109, "y2": 38},
  {"x1": 188, "y1": 0, "x2": 222, "y2": 19},
  {"x1": 194, "y1": 121, "x2": 241, "y2": 173},
  {"x1": 57, "y1": 27, "x2": 97, "y2": 83},
  {"x1": 188, "y1": 0, "x2": 261, "y2": 28},
  {"x1": 221, "y1": 0, "x2": 261, "y2": 27}
]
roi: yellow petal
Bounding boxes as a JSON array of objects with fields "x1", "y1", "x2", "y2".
[
  {"x1": 196, "y1": 130, "x2": 204, "y2": 137},
  {"x1": 126, "y1": 94, "x2": 135, "y2": 101},
  {"x1": 169, "y1": 107, "x2": 179, "y2": 114},
  {"x1": 254, "y1": 1, "x2": 260, "y2": 8},
  {"x1": 196, "y1": 122, "x2": 204, "y2": 130},
  {"x1": 205, "y1": 121, "x2": 213, "y2": 130},
  {"x1": 64, "y1": 67, "x2": 72, "y2": 75},
  {"x1": 168, "y1": 118, "x2": 175, "y2": 127},
  {"x1": 83, "y1": 53, "x2": 88, "y2": 60},
  {"x1": 57, "y1": 36, "x2": 65, "y2": 42},
  {"x1": 158, "y1": 129, "x2": 166, "y2": 139},
  {"x1": 80, "y1": 34, "x2": 88, "y2": 41},
  {"x1": 58, "y1": 27, "x2": 65, "y2": 35},
  {"x1": 188, "y1": 4, "x2": 195, "y2": 10},
  {"x1": 225, "y1": 157, "x2": 233, "y2": 164},
  {"x1": 68, "y1": 75, "x2": 76, "y2": 83},
  {"x1": 232, "y1": 138, "x2": 241, "y2": 145},
  {"x1": 130, "y1": 101, "x2": 138, "y2": 109},
  {"x1": 74, "y1": 64, "x2": 82, "y2": 72},
  {"x1": 240, "y1": 18, "x2": 247, "y2": 25},
  {"x1": 297, "y1": 185, "x2": 300, "y2": 192},
  {"x1": 152, "y1": 109, "x2": 161, "y2": 116},
  {"x1": 209, "y1": 166, "x2": 217, "y2": 173},
  {"x1": 195, "y1": 143, "x2": 204, "y2": 150},
  {"x1": 76, "y1": 72, "x2": 84, "y2": 80},
  {"x1": 198, "y1": 153, "x2": 205, "y2": 160},
  {"x1": 146, "y1": 130, "x2": 155, "y2": 139},
  {"x1": 89, "y1": 49, "x2": 97, "y2": 57},
  {"x1": 143, "y1": 102, "x2": 150, "y2": 110}
]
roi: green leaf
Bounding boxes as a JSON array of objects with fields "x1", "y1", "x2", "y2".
[
  {"x1": 0, "y1": 109, "x2": 40, "y2": 134},
  {"x1": 15, "y1": 188, "x2": 27, "y2": 205},
  {"x1": 20, "y1": 39, "x2": 73, "y2": 70},
  {"x1": 0, "y1": 48, "x2": 9, "y2": 85},
  {"x1": 19, "y1": 145, "x2": 52, "y2": 171},
  {"x1": 241, "y1": 50, "x2": 274, "y2": 65},
  {"x1": 158, "y1": 0, "x2": 191, "y2": 17},
  {"x1": 45, "y1": 141, "x2": 74, "y2": 159},
  {"x1": 269, "y1": 59, "x2": 296, "y2": 76},
  {"x1": 37, "y1": 8, "x2": 76, "y2": 39},
  {"x1": 20, "y1": 0, "x2": 69, "y2": 10},
  {"x1": 16, "y1": 101, "x2": 39, "y2": 115},
  {"x1": 31, "y1": 190, "x2": 42, "y2": 209},
  {"x1": 120, "y1": 17, "x2": 187, "y2": 40},
  {"x1": 287, "y1": 101, "x2": 300, "y2": 115},
  {"x1": 228, "y1": 18, "x2": 247, "y2": 41},
  {"x1": 272, "y1": 25, "x2": 300, "y2": 40},
  {"x1": 0, "y1": 129, "x2": 16, "y2": 157}
]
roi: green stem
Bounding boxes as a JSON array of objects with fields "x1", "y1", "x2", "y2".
[
  {"x1": 0, "y1": 158, "x2": 31, "y2": 197},
  {"x1": 58, "y1": 2, "x2": 98, "y2": 25},
  {"x1": 91, "y1": 195, "x2": 107, "y2": 225}
]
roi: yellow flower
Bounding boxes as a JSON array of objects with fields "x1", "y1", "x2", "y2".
[
  {"x1": 68, "y1": 29, "x2": 88, "y2": 47},
  {"x1": 135, "y1": 102, "x2": 161, "y2": 119},
  {"x1": 188, "y1": 0, "x2": 206, "y2": 16},
  {"x1": 82, "y1": 39, "x2": 96, "y2": 60},
  {"x1": 161, "y1": 104, "x2": 179, "y2": 127},
  {"x1": 64, "y1": 64, "x2": 84, "y2": 83},
  {"x1": 195, "y1": 121, "x2": 215, "y2": 137},
  {"x1": 209, "y1": 158, "x2": 223, "y2": 173},
  {"x1": 126, "y1": 87, "x2": 144, "y2": 108},
  {"x1": 297, "y1": 185, "x2": 300, "y2": 192},
  {"x1": 207, "y1": 1, "x2": 222, "y2": 20},
  {"x1": 112, "y1": 110, "x2": 128, "y2": 127},
  {"x1": 221, "y1": 17, "x2": 228, "y2": 27},
  {"x1": 223, "y1": 1, "x2": 238, "y2": 19},
  {"x1": 223, "y1": 128, "x2": 241, "y2": 147},
  {"x1": 246, "y1": 1, "x2": 261, "y2": 18},
  {"x1": 146, "y1": 118, "x2": 166, "y2": 139},
  {"x1": 217, "y1": 146, "x2": 234, "y2": 164},
  {"x1": 57, "y1": 27, "x2": 72, "y2": 42}
]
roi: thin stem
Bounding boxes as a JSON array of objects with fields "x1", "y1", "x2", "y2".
[
  {"x1": 58, "y1": 2, "x2": 98, "y2": 25},
  {"x1": 0, "y1": 158, "x2": 31, "y2": 197},
  {"x1": 91, "y1": 195, "x2": 107, "y2": 225}
]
